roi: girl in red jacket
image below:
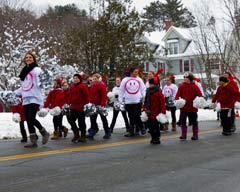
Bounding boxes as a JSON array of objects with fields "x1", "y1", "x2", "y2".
[
  {"x1": 87, "y1": 73, "x2": 111, "y2": 140},
  {"x1": 212, "y1": 76, "x2": 240, "y2": 135},
  {"x1": 144, "y1": 77, "x2": 166, "y2": 144},
  {"x1": 175, "y1": 73, "x2": 202, "y2": 141},
  {"x1": 44, "y1": 78, "x2": 65, "y2": 140},
  {"x1": 11, "y1": 97, "x2": 27, "y2": 142},
  {"x1": 68, "y1": 74, "x2": 90, "y2": 142}
]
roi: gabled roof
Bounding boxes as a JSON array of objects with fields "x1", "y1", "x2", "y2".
[
  {"x1": 162, "y1": 26, "x2": 192, "y2": 41},
  {"x1": 144, "y1": 31, "x2": 166, "y2": 46}
]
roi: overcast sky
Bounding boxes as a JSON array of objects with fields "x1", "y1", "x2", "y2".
[{"x1": 31, "y1": 0, "x2": 196, "y2": 13}]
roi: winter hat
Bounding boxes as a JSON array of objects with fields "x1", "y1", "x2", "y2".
[
  {"x1": 54, "y1": 78, "x2": 63, "y2": 88},
  {"x1": 194, "y1": 77, "x2": 200, "y2": 82},
  {"x1": 149, "y1": 76, "x2": 159, "y2": 85},
  {"x1": 183, "y1": 72, "x2": 194, "y2": 81},
  {"x1": 74, "y1": 74, "x2": 82, "y2": 82},
  {"x1": 219, "y1": 76, "x2": 228, "y2": 83}
]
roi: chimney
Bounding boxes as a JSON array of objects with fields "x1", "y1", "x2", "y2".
[{"x1": 164, "y1": 17, "x2": 173, "y2": 31}]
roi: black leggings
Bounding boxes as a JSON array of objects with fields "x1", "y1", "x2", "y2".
[
  {"x1": 90, "y1": 113, "x2": 110, "y2": 134},
  {"x1": 220, "y1": 109, "x2": 232, "y2": 133},
  {"x1": 110, "y1": 109, "x2": 129, "y2": 130},
  {"x1": 166, "y1": 106, "x2": 176, "y2": 123},
  {"x1": 125, "y1": 103, "x2": 143, "y2": 133},
  {"x1": 180, "y1": 111, "x2": 198, "y2": 126},
  {"x1": 19, "y1": 121, "x2": 27, "y2": 138},
  {"x1": 69, "y1": 110, "x2": 86, "y2": 134},
  {"x1": 147, "y1": 119, "x2": 161, "y2": 140},
  {"x1": 53, "y1": 114, "x2": 64, "y2": 132},
  {"x1": 23, "y1": 103, "x2": 43, "y2": 134}
]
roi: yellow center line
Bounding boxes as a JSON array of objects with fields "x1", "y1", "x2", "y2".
[{"x1": 0, "y1": 128, "x2": 222, "y2": 162}]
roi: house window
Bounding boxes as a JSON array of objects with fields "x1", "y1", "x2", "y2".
[
  {"x1": 184, "y1": 60, "x2": 190, "y2": 72},
  {"x1": 146, "y1": 62, "x2": 149, "y2": 71},
  {"x1": 168, "y1": 42, "x2": 179, "y2": 55}
]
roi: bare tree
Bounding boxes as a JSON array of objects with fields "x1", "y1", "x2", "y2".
[{"x1": 191, "y1": 0, "x2": 240, "y2": 90}]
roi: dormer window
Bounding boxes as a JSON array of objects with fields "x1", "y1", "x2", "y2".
[{"x1": 167, "y1": 39, "x2": 179, "y2": 55}]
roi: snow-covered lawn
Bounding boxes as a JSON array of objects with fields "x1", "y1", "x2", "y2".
[{"x1": 0, "y1": 109, "x2": 219, "y2": 139}]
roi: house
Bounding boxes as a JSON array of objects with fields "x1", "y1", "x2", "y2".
[{"x1": 144, "y1": 23, "x2": 221, "y2": 89}]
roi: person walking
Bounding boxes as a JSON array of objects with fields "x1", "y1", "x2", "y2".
[
  {"x1": 119, "y1": 67, "x2": 146, "y2": 137},
  {"x1": 175, "y1": 72, "x2": 202, "y2": 141},
  {"x1": 87, "y1": 73, "x2": 111, "y2": 139},
  {"x1": 68, "y1": 74, "x2": 90, "y2": 143},
  {"x1": 162, "y1": 75, "x2": 178, "y2": 131},
  {"x1": 212, "y1": 76, "x2": 240, "y2": 136},
  {"x1": 44, "y1": 78, "x2": 66, "y2": 140},
  {"x1": 15, "y1": 52, "x2": 49, "y2": 148},
  {"x1": 11, "y1": 96, "x2": 28, "y2": 142},
  {"x1": 144, "y1": 77, "x2": 166, "y2": 144},
  {"x1": 109, "y1": 76, "x2": 130, "y2": 133}
]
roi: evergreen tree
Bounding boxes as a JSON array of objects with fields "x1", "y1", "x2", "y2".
[
  {"x1": 65, "y1": 0, "x2": 154, "y2": 79},
  {"x1": 142, "y1": 0, "x2": 197, "y2": 31}
]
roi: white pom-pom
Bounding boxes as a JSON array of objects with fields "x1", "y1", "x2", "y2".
[
  {"x1": 107, "y1": 92, "x2": 115, "y2": 103},
  {"x1": 208, "y1": 101, "x2": 216, "y2": 109},
  {"x1": 193, "y1": 96, "x2": 208, "y2": 109},
  {"x1": 49, "y1": 106, "x2": 61, "y2": 116},
  {"x1": 140, "y1": 111, "x2": 148, "y2": 122},
  {"x1": 156, "y1": 113, "x2": 168, "y2": 124},
  {"x1": 38, "y1": 108, "x2": 49, "y2": 117},
  {"x1": 215, "y1": 103, "x2": 221, "y2": 112},
  {"x1": 12, "y1": 113, "x2": 21, "y2": 123},
  {"x1": 175, "y1": 98, "x2": 186, "y2": 109},
  {"x1": 235, "y1": 101, "x2": 240, "y2": 109}
]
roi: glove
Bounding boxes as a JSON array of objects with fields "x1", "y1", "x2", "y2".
[
  {"x1": 175, "y1": 98, "x2": 186, "y2": 109},
  {"x1": 12, "y1": 113, "x2": 21, "y2": 123},
  {"x1": 49, "y1": 106, "x2": 61, "y2": 116},
  {"x1": 140, "y1": 111, "x2": 148, "y2": 122},
  {"x1": 193, "y1": 96, "x2": 208, "y2": 109},
  {"x1": 156, "y1": 113, "x2": 168, "y2": 124},
  {"x1": 37, "y1": 108, "x2": 49, "y2": 117}
]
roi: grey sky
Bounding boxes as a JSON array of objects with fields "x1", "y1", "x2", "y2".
[{"x1": 31, "y1": 0, "x2": 195, "y2": 12}]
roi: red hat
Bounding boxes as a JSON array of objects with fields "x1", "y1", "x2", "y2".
[
  {"x1": 193, "y1": 77, "x2": 200, "y2": 82},
  {"x1": 102, "y1": 76, "x2": 107, "y2": 82}
]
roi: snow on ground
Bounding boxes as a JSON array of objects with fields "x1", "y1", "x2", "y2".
[{"x1": 0, "y1": 109, "x2": 219, "y2": 139}]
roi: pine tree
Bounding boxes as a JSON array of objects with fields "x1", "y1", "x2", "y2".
[{"x1": 142, "y1": 0, "x2": 197, "y2": 32}]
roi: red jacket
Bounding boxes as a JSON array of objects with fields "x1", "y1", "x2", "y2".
[
  {"x1": 212, "y1": 81, "x2": 240, "y2": 109},
  {"x1": 44, "y1": 88, "x2": 65, "y2": 109},
  {"x1": 175, "y1": 82, "x2": 202, "y2": 112},
  {"x1": 89, "y1": 82, "x2": 107, "y2": 107},
  {"x1": 69, "y1": 83, "x2": 89, "y2": 112},
  {"x1": 63, "y1": 89, "x2": 70, "y2": 104},
  {"x1": 11, "y1": 102, "x2": 25, "y2": 121},
  {"x1": 146, "y1": 89, "x2": 166, "y2": 119}
]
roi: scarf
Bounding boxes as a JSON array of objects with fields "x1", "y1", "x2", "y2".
[
  {"x1": 144, "y1": 86, "x2": 159, "y2": 114},
  {"x1": 19, "y1": 63, "x2": 38, "y2": 81}
]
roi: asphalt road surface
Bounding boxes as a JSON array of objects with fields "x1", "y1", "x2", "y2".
[{"x1": 1, "y1": 120, "x2": 240, "y2": 192}]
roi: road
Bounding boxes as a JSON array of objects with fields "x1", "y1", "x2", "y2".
[{"x1": 1, "y1": 120, "x2": 240, "y2": 192}]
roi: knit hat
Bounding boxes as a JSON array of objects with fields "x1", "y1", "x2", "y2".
[
  {"x1": 149, "y1": 76, "x2": 159, "y2": 85},
  {"x1": 74, "y1": 74, "x2": 82, "y2": 81},
  {"x1": 183, "y1": 72, "x2": 194, "y2": 81},
  {"x1": 219, "y1": 76, "x2": 228, "y2": 83}
]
